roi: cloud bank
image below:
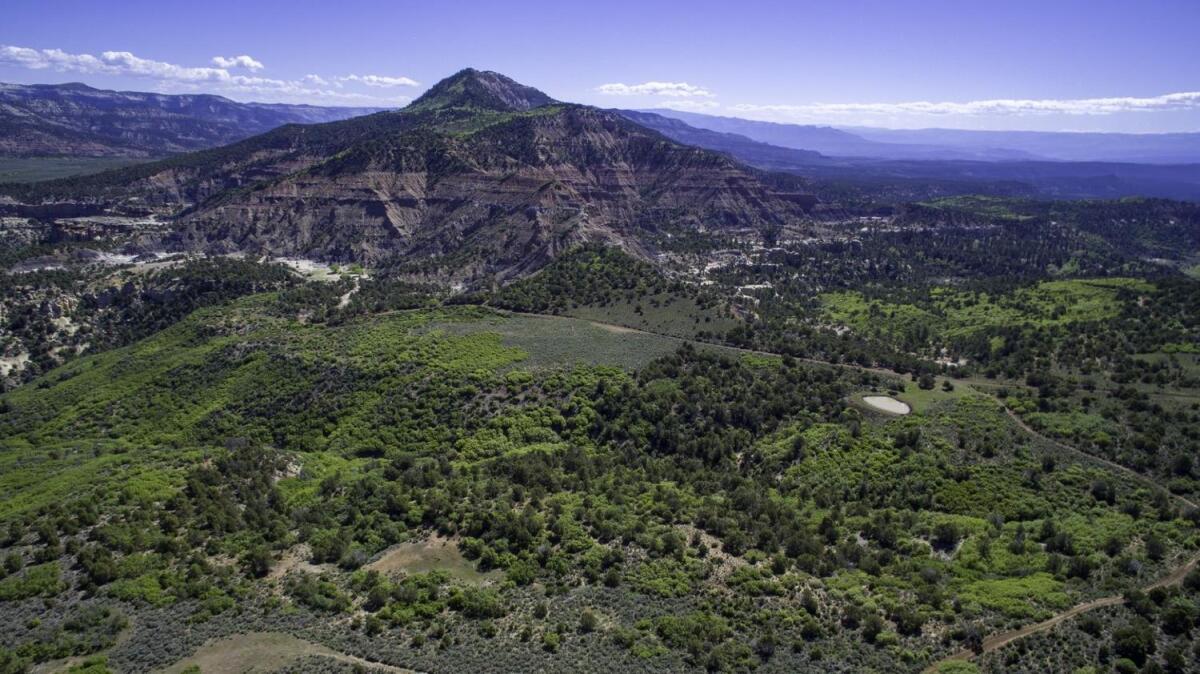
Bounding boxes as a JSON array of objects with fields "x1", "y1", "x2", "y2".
[
  {"x1": 341, "y1": 74, "x2": 420, "y2": 88},
  {"x1": 0, "y1": 44, "x2": 415, "y2": 105},
  {"x1": 590, "y1": 73, "x2": 1200, "y2": 126},
  {"x1": 731, "y1": 91, "x2": 1200, "y2": 119},
  {"x1": 596, "y1": 81, "x2": 714, "y2": 98}
]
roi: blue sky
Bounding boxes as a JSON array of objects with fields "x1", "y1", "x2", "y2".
[{"x1": 2, "y1": 0, "x2": 1198, "y2": 132}]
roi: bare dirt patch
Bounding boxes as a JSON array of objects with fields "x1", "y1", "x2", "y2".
[
  {"x1": 268, "y1": 544, "x2": 335, "y2": 580},
  {"x1": 0, "y1": 353, "x2": 30, "y2": 377},
  {"x1": 862, "y1": 395, "x2": 911, "y2": 415}
]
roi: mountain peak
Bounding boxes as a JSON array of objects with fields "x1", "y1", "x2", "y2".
[{"x1": 408, "y1": 68, "x2": 556, "y2": 112}]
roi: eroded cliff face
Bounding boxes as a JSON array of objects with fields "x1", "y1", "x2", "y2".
[
  {"x1": 171, "y1": 104, "x2": 815, "y2": 284},
  {"x1": 10, "y1": 70, "x2": 819, "y2": 286}
]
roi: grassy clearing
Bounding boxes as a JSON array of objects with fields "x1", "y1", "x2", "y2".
[
  {"x1": 820, "y1": 291, "x2": 935, "y2": 338},
  {"x1": 936, "y1": 278, "x2": 1153, "y2": 337},
  {"x1": 895, "y1": 377, "x2": 976, "y2": 413},
  {"x1": 856, "y1": 376, "x2": 976, "y2": 415},
  {"x1": 430, "y1": 311, "x2": 683, "y2": 371},
  {"x1": 0, "y1": 562, "x2": 64, "y2": 600},
  {"x1": 916, "y1": 196, "x2": 1036, "y2": 222},
  {"x1": 1136, "y1": 351, "x2": 1200, "y2": 371},
  {"x1": 1024, "y1": 411, "x2": 1120, "y2": 445},
  {"x1": 563, "y1": 292, "x2": 737, "y2": 339},
  {"x1": 0, "y1": 157, "x2": 148, "y2": 183},
  {"x1": 366, "y1": 536, "x2": 500, "y2": 585}
]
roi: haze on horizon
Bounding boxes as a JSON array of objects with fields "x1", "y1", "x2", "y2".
[{"x1": 1, "y1": 0, "x2": 1197, "y2": 134}]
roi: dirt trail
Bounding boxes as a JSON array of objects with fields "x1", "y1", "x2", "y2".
[
  {"x1": 924, "y1": 550, "x2": 1200, "y2": 672},
  {"x1": 337, "y1": 276, "x2": 361, "y2": 309},
  {"x1": 999, "y1": 407, "x2": 1199, "y2": 510},
  {"x1": 1148, "y1": 551, "x2": 1200, "y2": 590}
]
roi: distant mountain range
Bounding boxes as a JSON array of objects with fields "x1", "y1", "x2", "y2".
[
  {"x1": 649, "y1": 109, "x2": 1200, "y2": 164},
  {"x1": 4, "y1": 70, "x2": 1200, "y2": 283},
  {"x1": 617, "y1": 110, "x2": 829, "y2": 171},
  {"x1": 846, "y1": 126, "x2": 1200, "y2": 164},
  {"x1": 630, "y1": 110, "x2": 1200, "y2": 201},
  {"x1": 0, "y1": 82, "x2": 387, "y2": 157}
]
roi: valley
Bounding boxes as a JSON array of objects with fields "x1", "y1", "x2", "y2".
[{"x1": 0, "y1": 66, "x2": 1197, "y2": 674}]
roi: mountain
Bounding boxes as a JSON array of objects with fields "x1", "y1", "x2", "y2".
[
  {"x1": 653, "y1": 109, "x2": 1200, "y2": 164},
  {"x1": 405, "y1": 68, "x2": 556, "y2": 112},
  {"x1": 647, "y1": 109, "x2": 1039, "y2": 161},
  {"x1": 618, "y1": 109, "x2": 830, "y2": 171},
  {"x1": 844, "y1": 126, "x2": 1200, "y2": 164},
  {"x1": 643, "y1": 109, "x2": 1200, "y2": 201},
  {"x1": 6, "y1": 69, "x2": 818, "y2": 283},
  {"x1": 0, "y1": 82, "x2": 387, "y2": 157}
]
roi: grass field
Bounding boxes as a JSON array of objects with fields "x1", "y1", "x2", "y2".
[
  {"x1": 895, "y1": 376, "x2": 977, "y2": 413},
  {"x1": 366, "y1": 536, "x2": 500, "y2": 585},
  {"x1": 854, "y1": 374, "x2": 977, "y2": 416},
  {"x1": 430, "y1": 310, "x2": 685, "y2": 370},
  {"x1": 915, "y1": 195, "x2": 1036, "y2": 222},
  {"x1": 0, "y1": 156, "x2": 149, "y2": 183},
  {"x1": 562, "y1": 292, "x2": 737, "y2": 339}
]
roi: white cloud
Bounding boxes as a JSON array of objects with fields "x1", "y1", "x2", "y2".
[
  {"x1": 212, "y1": 54, "x2": 265, "y2": 71},
  {"x1": 0, "y1": 45, "x2": 111, "y2": 73},
  {"x1": 100, "y1": 51, "x2": 230, "y2": 82},
  {"x1": 340, "y1": 74, "x2": 420, "y2": 88},
  {"x1": 731, "y1": 91, "x2": 1200, "y2": 120},
  {"x1": 1, "y1": 45, "x2": 247, "y2": 83},
  {"x1": 0, "y1": 44, "x2": 413, "y2": 106},
  {"x1": 596, "y1": 81, "x2": 714, "y2": 98}
]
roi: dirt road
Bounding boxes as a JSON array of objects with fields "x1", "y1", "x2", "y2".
[{"x1": 923, "y1": 549, "x2": 1200, "y2": 672}]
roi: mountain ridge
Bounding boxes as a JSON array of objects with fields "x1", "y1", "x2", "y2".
[
  {"x1": 637, "y1": 109, "x2": 1200, "y2": 201},
  {"x1": 647, "y1": 109, "x2": 1041, "y2": 161},
  {"x1": 0, "y1": 81, "x2": 389, "y2": 158},
  {"x1": 653, "y1": 108, "x2": 1200, "y2": 164}
]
